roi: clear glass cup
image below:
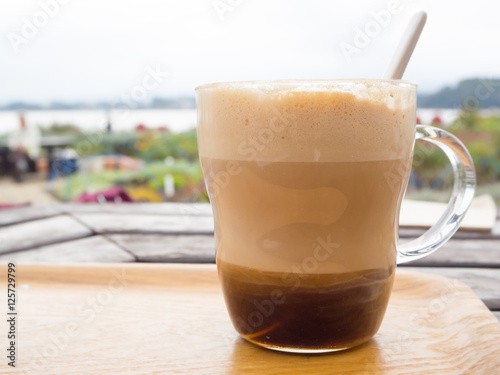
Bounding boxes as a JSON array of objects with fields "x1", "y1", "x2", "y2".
[{"x1": 196, "y1": 79, "x2": 476, "y2": 353}]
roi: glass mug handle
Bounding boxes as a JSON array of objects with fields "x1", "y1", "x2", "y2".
[{"x1": 397, "y1": 125, "x2": 476, "y2": 264}]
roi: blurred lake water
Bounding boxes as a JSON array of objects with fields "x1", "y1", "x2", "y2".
[
  {"x1": 0, "y1": 108, "x2": 470, "y2": 136},
  {"x1": 0, "y1": 109, "x2": 197, "y2": 135}
]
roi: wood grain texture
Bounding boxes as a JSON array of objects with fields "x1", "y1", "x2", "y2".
[
  {"x1": 399, "y1": 223, "x2": 500, "y2": 239},
  {"x1": 494, "y1": 311, "x2": 500, "y2": 321},
  {"x1": 72, "y1": 213, "x2": 214, "y2": 234},
  {"x1": 62, "y1": 202, "x2": 212, "y2": 216},
  {"x1": 0, "y1": 215, "x2": 92, "y2": 253},
  {"x1": 0, "y1": 236, "x2": 135, "y2": 263},
  {"x1": 400, "y1": 195, "x2": 497, "y2": 231},
  {"x1": 0, "y1": 204, "x2": 63, "y2": 227},
  {"x1": 403, "y1": 267, "x2": 500, "y2": 310},
  {"x1": 62, "y1": 204, "x2": 498, "y2": 239},
  {"x1": 399, "y1": 239, "x2": 500, "y2": 267},
  {"x1": 108, "y1": 234, "x2": 215, "y2": 262},
  {"x1": 109, "y1": 235, "x2": 500, "y2": 268},
  {"x1": 0, "y1": 264, "x2": 498, "y2": 374}
]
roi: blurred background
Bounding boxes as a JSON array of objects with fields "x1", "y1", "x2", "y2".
[{"x1": 0, "y1": 0, "x2": 499, "y2": 206}]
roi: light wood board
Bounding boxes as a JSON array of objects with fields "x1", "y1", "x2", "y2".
[
  {"x1": 0, "y1": 236, "x2": 135, "y2": 263},
  {"x1": 72, "y1": 213, "x2": 214, "y2": 234},
  {"x1": 0, "y1": 204, "x2": 63, "y2": 227},
  {"x1": 62, "y1": 202, "x2": 213, "y2": 216},
  {"x1": 0, "y1": 264, "x2": 499, "y2": 374},
  {"x1": 109, "y1": 233, "x2": 215, "y2": 262},
  {"x1": 108, "y1": 234, "x2": 500, "y2": 267},
  {"x1": 0, "y1": 215, "x2": 92, "y2": 253},
  {"x1": 400, "y1": 195, "x2": 497, "y2": 231},
  {"x1": 403, "y1": 267, "x2": 500, "y2": 309}
]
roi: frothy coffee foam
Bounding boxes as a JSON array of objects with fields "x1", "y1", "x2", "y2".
[{"x1": 197, "y1": 80, "x2": 416, "y2": 162}]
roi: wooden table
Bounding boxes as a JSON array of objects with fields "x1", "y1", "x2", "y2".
[{"x1": 0, "y1": 202, "x2": 499, "y2": 323}]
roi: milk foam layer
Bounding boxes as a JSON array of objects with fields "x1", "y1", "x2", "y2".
[{"x1": 197, "y1": 80, "x2": 416, "y2": 162}]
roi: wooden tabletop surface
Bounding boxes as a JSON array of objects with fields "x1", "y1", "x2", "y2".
[
  {"x1": 1, "y1": 202, "x2": 499, "y2": 322},
  {"x1": 5, "y1": 264, "x2": 499, "y2": 374}
]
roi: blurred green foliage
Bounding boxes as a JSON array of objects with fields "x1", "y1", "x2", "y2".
[
  {"x1": 449, "y1": 112, "x2": 500, "y2": 185},
  {"x1": 52, "y1": 128, "x2": 206, "y2": 202},
  {"x1": 41, "y1": 123, "x2": 82, "y2": 136},
  {"x1": 410, "y1": 109, "x2": 500, "y2": 204},
  {"x1": 73, "y1": 129, "x2": 199, "y2": 162},
  {"x1": 56, "y1": 159, "x2": 205, "y2": 202}
]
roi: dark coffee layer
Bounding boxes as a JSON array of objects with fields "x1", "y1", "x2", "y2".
[{"x1": 219, "y1": 261, "x2": 394, "y2": 351}]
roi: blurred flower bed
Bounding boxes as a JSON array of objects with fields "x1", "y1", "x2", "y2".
[{"x1": 48, "y1": 126, "x2": 207, "y2": 202}]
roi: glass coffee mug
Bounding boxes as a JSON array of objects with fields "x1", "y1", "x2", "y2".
[{"x1": 196, "y1": 80, "x2": 476, "y2": 353}]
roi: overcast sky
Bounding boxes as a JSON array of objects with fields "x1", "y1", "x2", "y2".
[{"x1": 1, "y1": 0, "x2": 499, "y2": 103}]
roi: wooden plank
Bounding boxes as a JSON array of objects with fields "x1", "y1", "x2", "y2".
[
  {"x1": 3, "y1": 264, "x2": 499, "y2": 374},
  {"x1": 110, "y1": 234, "x2": 500, "y2": 268},
  {"x1": 403, "y1": 267, "x2": 500, "y2": 310},
  {"x1": 0, "y1": 236, "x2": 135, "y2": 263},
  {"x1": 62, "y1": 202, "x2": 212, "y2": 216},
  {"x1": 65, "y1": 203, "x2": 499, "y2": 236},
  {"x1": 108, "y1": 234, "x2": 215, "y2": 263},
  {"x1": 74, "y1": 212, "x2": 499, "y2": 238},
  {"x1": 72, "y1": 213, "x2": 214, "y2": 234},
  {"x1": 0, "y1": 204, "x2": 63, "y2": 227},
  {"x1": 399, "y1": 221, "x2": 500, "y2": 239},
  {"x1": 494, "y1": 312, "x2": 500, "y2": 322},
  {"x1": 398, "y1": 239, "x2": 500, "y2": 267},
  {"x1": 0, "y1": 215, "x2": 92, "y2": 253},
  {"x1": 400, "y1": 195, "x2": 497, "y2": 231}
]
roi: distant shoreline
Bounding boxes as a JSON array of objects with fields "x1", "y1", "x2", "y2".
[
  {"x1": 0, "y1": 108, "x2": 195, "y2": 112},
  {"x1": 0, "y1": 97, "x2": 196, "y2": 112},
  {"x1": 0, "y1": 108, "x2": 198, "y2": 136},
  {"x1": 3, "y1": 78, "x2": 500, "y2": 111},
  {"x1": 2, "y1": 107, "x2": 500, "y2": 137},
  {"x1": 0, "y1": 106, "x2": 196, "y2": 112}
]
